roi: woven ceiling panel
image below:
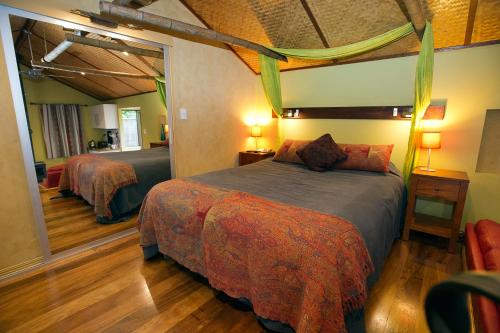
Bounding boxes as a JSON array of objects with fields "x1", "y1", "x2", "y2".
[
  {"x1": 423, "y1": 0, "x2": 469, "y2": 48},
  {"x1": 472, "y1": 0, "x2": 500, "y2": 43},
  {"x1": 183, "y1": 0, "x2": 499, "y2": 73}
]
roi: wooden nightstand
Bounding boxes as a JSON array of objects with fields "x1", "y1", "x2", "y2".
[
  {"x1": 239, "y1": 151, "x2": 275, "y2": 166},
  {"x1": 150, "y1": 141, "x2": 168, "y2": 148},
  {"x1": 403, "y1": 168, "x2": 469, "y2": 253}
]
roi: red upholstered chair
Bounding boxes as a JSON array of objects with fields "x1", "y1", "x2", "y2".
[
  {"x1": 46, "y1": 164, "x2": 65, "y2": 188},
  {"x1": 465, "y1": 220, "x2": 500, "y2": 333}
]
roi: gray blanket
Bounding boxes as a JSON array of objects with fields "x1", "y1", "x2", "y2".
[
  {"x1": 100, "y1": 147, "x2": 171, "y2": 221},
  {"x1": 191, "y1": 158, "x2": 405, "y2": 280}
]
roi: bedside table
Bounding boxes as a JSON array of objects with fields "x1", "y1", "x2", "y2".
[
  {"x1": 402, "y1": 168, "x2": 469, "y2": 253},
  {"x1": 150, "y1": 141, "x2": 168, "y2": 148},
  {"x1": 239, "y1": 151, "x2": 275, "y2": 166}
]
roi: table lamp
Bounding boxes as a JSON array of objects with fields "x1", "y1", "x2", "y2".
[
  {"x1": 421, "y1": 131, "x2": 441, "y2": 171},
  {"x1": 159, "y1": 115, "x2": 167, "y2": 141},
  {"x1": 250, "y1": 125, "x2": 262, "y2": 150}
]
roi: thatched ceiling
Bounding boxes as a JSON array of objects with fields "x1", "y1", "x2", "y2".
[
  {"x1": 10, "y1": 15, "x2": 164, "y2": 100},
  {"x1": 180, "y1": 0, "x2": 500, "y2": 73}
]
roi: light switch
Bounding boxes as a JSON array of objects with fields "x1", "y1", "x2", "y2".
[
  {"x1": 180, "y1": 108, "x2": 188, "y2": 120},
  {"x1": 143, "y1": 128, "x2": 147, "y2": 134}
]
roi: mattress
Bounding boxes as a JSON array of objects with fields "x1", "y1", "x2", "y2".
[{"x1": 191, "y1": 157, "x2": 406, "y2": 281}]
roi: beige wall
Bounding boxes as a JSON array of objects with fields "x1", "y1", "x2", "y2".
[
  {"x1": 0, "y1": 36, "x2": 43, "y2": 272},
  {"x1": 277, "y1": 44, "x2": 500, "y2": 225},
  {"x1": 142, "y1": 0, "x2": 273, "y2": 177}
]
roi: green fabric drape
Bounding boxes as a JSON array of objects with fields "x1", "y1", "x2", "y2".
[
  {"x1": 259, "y1": 54, "x2": 283, "y2": 117},
  {"x1": 402, "y1": 22, "x2": 434, "y2": 185},
  {"x1": 155, "y1": 76, "x2": 167, "y2": 108},
  {"x1": 270, "y1": 23, "x2": 414, "y2": 60},
  {"x1": 259, "y1": 22, "x2": 414, "y2": 116}
]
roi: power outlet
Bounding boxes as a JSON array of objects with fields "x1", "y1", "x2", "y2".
[{"x1": 180, "y1": 108, "x2": 188, "y2": 120}]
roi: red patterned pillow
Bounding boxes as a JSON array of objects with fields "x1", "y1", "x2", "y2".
[
  {"x1": 296, "y1": 134, "x2": 347, "y2": 172},
  {"x1": 273, "y1": 139, "x2": 311, "y2": 164},
  {"x1": 335, "y1": 144, "x2": 394, "y2": 173}
]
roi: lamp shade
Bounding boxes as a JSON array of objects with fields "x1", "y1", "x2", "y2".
[
  {"x1": 250, "y1": 126, "x2": 262, "y2": 137},
  {"x1": 421, "y1": 132, "x2": 441, "y2": 149}
]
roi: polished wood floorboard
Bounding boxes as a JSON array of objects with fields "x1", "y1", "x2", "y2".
[
  {"x1": 0, "y1": 234, "x2": 461, "y2": 333},
  {"x1": 40, "y1": 188, "x2": 137, "y2": 254}
]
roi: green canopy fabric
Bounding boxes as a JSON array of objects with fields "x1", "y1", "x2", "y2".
[
  {"x1": 259, "y1": 22, "x2": 415, "y2": 116},
  {"x1": 258, "y1": 21, "x2": 434, "y2": 186},
  {"x1": 155, "y1": 76, "x2": 167, "y2": 108},
  {"x1": 402, "y1": 22, "x2": 434, "y2": 185},
  {"x1": 270, "y1": 22, "x2": 414, "y2": 60}
]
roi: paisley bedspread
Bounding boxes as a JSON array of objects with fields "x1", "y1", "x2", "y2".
[
  {"x1": 137, "y1": 179, "x2": 374, "y2": 332},
  {"x1": 59, "y1": 154, "x2": 138, "y2": 218}
]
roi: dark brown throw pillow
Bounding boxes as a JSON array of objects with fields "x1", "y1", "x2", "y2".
[{"x1": 296, "y1": 134, "x2": 347, "y2": 172}]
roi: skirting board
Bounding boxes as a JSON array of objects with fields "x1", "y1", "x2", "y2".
[{"x1": 0, "y1": 256, "x2": 44, "y2": 280}]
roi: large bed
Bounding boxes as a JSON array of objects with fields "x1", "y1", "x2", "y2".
[
  {"x1": 59, "y1": 146, "x2": 171, "y2": 222},
  {"x1": 138, "y1": 158, "x2": 405, "y2": 332}
]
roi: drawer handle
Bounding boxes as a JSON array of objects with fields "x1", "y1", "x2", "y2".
[{"x1": 433, "y1": 188, "x2": 440, "y2": 192}]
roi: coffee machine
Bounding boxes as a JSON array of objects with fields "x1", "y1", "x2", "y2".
[{"x1": 106, "y1": 130, "x2": 120, "y2": 150}]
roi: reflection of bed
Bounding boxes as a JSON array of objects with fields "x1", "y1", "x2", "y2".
[
  {"x1": 138, "y1": 158, "x2": 405, "y2": 331},
  {"x1": 60, "y1": 147, "x2": 171, "y2": 222}
]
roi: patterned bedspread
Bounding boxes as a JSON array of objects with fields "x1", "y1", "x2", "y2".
[
  {"x1": 59, "y1": 154, "x2": 138, "y2": 218},
  {"x1": 137, "y1": 179, "x2": 373, "y2": 332}
]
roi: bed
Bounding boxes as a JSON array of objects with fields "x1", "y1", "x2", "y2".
[
  {"x1": 138, "y1": 158, "x2": 405, "y2": 332},
  {"x1": 59, "y1": 146, "x2": 171, "y2": 222}
]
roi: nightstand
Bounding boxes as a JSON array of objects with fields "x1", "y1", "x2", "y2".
[
  {"x1": 402, "y1": 168, "x2": 469, "y2": 253},
  {"x1": 150, "y1": 141, "x2": 168, "y2": 148},
  {"x1": 239, "y1": 151, "x2": 275, "y2": 166}
]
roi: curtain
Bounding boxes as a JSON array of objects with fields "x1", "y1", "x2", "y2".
[
  {"x1": 155, "y1": 76, "x2": 167, "y2": 108},
  {"x1": 402, "y1": 22, "x2": 434, "y2": 185},
  {"x1": 259, "y1": 22, "x2": 415, "y2": 116},
  {"x1": 41, "y1": 104, "x2": 84, "y2": 159}
]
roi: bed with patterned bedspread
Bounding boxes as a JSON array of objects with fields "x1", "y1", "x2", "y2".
[
  {"x1": 137, "y1": 158, "x2": 405, "y2": 332},
  {"x1": 59, "y1": 146, "x2": 171, "y2": 222}
]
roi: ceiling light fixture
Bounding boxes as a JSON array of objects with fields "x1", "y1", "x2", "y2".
[
  {"x1": 80, "y1": 72, "x2": 86, "y2": 75},
  {"x1": 122, "y1": 51, "x2": 129, "y2": 56}
]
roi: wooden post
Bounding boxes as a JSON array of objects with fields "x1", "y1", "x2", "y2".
[
  {"x1": 31, "y1": 60, "x2": 156, "y2": 80},
  {"x1": 401, "y1": 0, "x2": 426, "y2": 39},
  {"x1": 65, "y1": 34, "x2": 164, "y2": 59},
  {"x1": 99, "y1": 1, "x2": 287, "y2": 62}
]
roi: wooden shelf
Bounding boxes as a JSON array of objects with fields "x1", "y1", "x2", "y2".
[{"x1": 411, "y1": 213, "x2": 453, "y2": 238}]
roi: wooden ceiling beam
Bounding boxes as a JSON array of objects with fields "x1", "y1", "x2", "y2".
[
  {"x1": 14, "y1": 19, "x2": 36, "y2": 52},
  {"x1": 401, "y1": 0, "x2": 426, "y2": 40},
  {"x1": 99, "y1": 1, "x2": 288, "y2": 62},
  {"x1": 31, "y1": 60, "x2": 156, "y2": 80},
  {"x1": 299, "y1": 0, "x2": 330, "y2": 48},
  {"x1": 464, "y1": 0, "x2": 479, "y2": 45},
  {"x1": 65, "y1": 34, "x2": 164, "y2": 58},
  {"x1": 30, "y1": 31, "x2": 143, "y2": 93}
]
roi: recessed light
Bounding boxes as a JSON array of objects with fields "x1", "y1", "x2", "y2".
[
  {"x1": 80, "y1": 72, "x2": 86, "y2": 75},
  {"x1": 122, "y1": 51, "x2": 129, "y2": 56}
]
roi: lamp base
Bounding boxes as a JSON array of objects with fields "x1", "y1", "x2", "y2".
[{"x1": 420, "y1": 166, "x2": 436, "y2": 172}]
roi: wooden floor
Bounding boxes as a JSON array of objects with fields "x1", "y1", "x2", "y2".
[
  {"x1": 40, "y1": 188, "x2": 137, "y2": 254},
  {"x1": 0, "y1": 233, "x2": 461, "y2": 333}
]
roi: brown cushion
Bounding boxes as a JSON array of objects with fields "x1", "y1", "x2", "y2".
[
  {"x1": 273, "y1": 139, "x2": 311, "y2": 164},
  {"x1": 335, "y1": 144, "x2": 394, "y2": 173},
  {"x1": 296, "y1": 134, "x2": 347, "y2": 172}
]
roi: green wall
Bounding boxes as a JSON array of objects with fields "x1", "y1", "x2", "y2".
[
  {"x1": 276, "y1": 44, "x2": 500, "y2": 226},
  {"x1": 21, "y1": 68, "x2": 102, "y2": 168},
  {"x1": 107, "y1": 91, "x2": 167, "y2": 149}
]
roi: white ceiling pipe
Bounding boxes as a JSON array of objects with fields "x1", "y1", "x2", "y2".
[{"x1": 42, "y1": 31, "x2": 81, "y2": 63}]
